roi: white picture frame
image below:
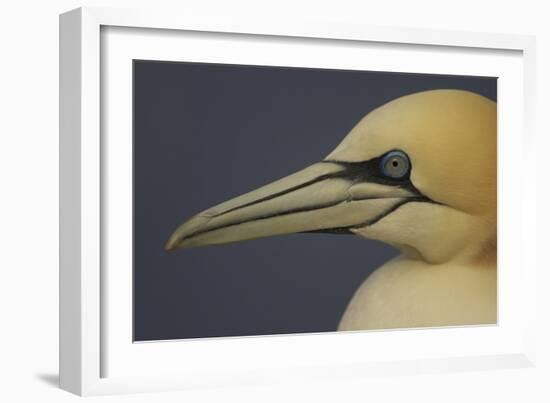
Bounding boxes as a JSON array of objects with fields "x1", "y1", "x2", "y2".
[{"x1": 59, "y1": 6, "x2": 537, "y2": 396}]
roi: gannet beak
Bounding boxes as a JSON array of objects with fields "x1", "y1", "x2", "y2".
[{"x1": 166, "y1": 160, "x2": 420, "y2": 250}]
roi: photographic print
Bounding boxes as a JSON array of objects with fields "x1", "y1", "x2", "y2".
[{"x1": 133, "y1": 61, "x2": 496, "y2": 341}]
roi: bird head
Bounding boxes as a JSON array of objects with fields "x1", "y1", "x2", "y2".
[{"x1": 166, "y1": 90, "x2": 496, "y2": 264}]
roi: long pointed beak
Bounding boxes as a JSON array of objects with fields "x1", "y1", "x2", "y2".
[{"x1": 166, "y1": 161, "x2": 416, "y2": 250}]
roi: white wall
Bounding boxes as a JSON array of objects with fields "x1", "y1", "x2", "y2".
[{"x1": 1, "y1": 1, "x2": 548, "y2": 402}]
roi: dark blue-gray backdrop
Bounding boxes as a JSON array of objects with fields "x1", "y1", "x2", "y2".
[{"x1": 133, "y1": 61, "x2": 497, "y2": 341}]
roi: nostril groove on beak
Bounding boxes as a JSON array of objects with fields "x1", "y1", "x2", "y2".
[{"x1": 198, "y1": 209, "x2": 219, "y2": 218}]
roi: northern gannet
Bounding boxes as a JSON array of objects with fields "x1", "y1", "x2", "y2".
[{"x1": 166, "y1": 89, "x2": 497, "y2": 331}]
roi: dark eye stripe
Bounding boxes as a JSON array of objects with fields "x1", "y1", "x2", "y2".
[{"x1": 324, "y1": 150, "x2": 413, "y2": 190}]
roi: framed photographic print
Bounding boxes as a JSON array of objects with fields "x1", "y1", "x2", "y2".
[{"x1": 60, "y1": 7, "x2": 537, "y2": 396}]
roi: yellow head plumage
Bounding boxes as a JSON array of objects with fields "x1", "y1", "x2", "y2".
[{"x1": 328, "y1": 90, "x2": 496, "y2": 263}]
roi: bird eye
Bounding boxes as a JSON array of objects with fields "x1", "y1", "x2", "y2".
[{"x1": 380, "y1": 150, "x2": 410, "y2": 179}]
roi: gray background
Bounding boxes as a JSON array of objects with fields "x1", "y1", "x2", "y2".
[{"x1": 133, "y1": 60, "x2": 496, "y2": 341}]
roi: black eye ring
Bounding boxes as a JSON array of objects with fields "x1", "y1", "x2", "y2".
[{"x1": 379, "y1": 150, "x2": 411, "y2": 179}]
